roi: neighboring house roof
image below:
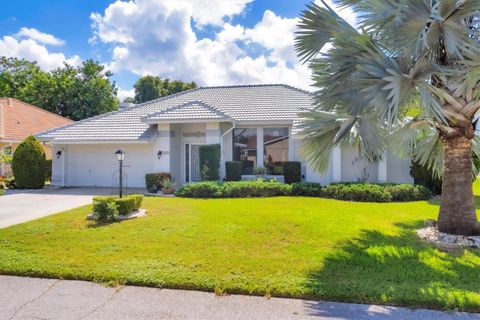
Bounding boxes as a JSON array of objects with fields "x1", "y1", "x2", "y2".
[
  {"x1": 0, "y1": 98, "x2": 73, "y2": 142},
  {"x1": 37, "y1": 84, "x2": 312, "y2": 143},
  {"x1": 142, "y1": 100, "x2": 231, "y2": 123}
]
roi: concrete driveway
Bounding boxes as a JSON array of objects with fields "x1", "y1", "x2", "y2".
[{"x1": 0, "y1": 187, "x2": 142, "y2": 228}]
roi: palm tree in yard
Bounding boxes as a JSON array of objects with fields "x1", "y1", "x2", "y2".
[{"x1": 295, "y1": 0, "x2": 480, "y2": 235}]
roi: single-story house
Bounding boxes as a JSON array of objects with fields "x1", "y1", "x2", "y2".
[
  {"x1": 37, "y1": 84, "x2": 413, "y2": 188},
  {"x1": 0, "y1": 98, "x2": 73, "y2": 177}
]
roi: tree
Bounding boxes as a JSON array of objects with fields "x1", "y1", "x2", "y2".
[
  {"x1": 0, "y1": 57, "x2": 119, "y2": 120},
  {"x1": 295, "y1": 0, "x2": 480, "y2": 235},
  {"x1": 133, "y1": 75, "x2": 197, "y2": 103},
  {"x1": 12, "y1": 136, "x2": 46, "y2": 189}
]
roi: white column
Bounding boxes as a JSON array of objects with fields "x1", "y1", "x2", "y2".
[
  {"x1": 153, "y1": 123, "x2": 171, "y2": 172},
  {"x1": 378, "y1": 154, "x2": 388, "y2": 183},
  {"x1": 256, "y1": 127, "x2": 264, "y2": 167},
  {"x1": 332, "y1": 147, "x2": 342, "y2": 182},
  {"x1": 206, "y1": 122, "x2": 220, "y2": 144}
]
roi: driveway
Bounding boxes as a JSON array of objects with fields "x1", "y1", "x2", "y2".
[
  {"x1": 0, "y1": 187, "x2": 142, "y2": 228},
  {"x1": 1, "y1": 275, "x2": 479, "y2": 320}
]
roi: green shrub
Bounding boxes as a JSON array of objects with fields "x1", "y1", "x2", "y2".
[
  {"x1": 92, "y1": 198, "x2": 118, "y2": 222},
  {"x1": 0, "y1": 189, "x2": 4, "y2": 196},
  {"x1": 291, "y1": 182, "x2": 323, "y2": 196},
  {"x1": 12, "y1": 136, "x2": 46, "y2": 189},
  {"x1": 384, "y1": 184, "x2": 431, "y2": 201},
  {"x1": 176, "y1": 181, "x2": 223, "y2": 198},
  {"x1": 410, "y1": 161, "x2": 442, "y2": 194},
  {"x1": 92, "y1": 194, "x2": 141, "y2": 217},
  {"x1": 114, "y1": 197, "x2": 136, "y2": 215},
  {"x1": 145, "y1": 172, "x2": 172, "y2": 192},
  {"x1": 222, "y1": 180, "x2": 291, "y2": 197},
  {"x1": 4, "y1": 177, "x2": 16, "y2": 189},
  {"x1": 321, "y1": 183, "x2": 392, "y2": 202},
  {"x1": 225, "y1": 161, "x2": 243, "y2": 181},
  {"x1": 199, "y1": 144, "x2": 221, "y2": 181},
  {"x1": 128, "y1": 194, "x2": 144, "y2": 210},
  {"x1": 45, "y1": 159, "x2": 52, "y2": 182},
  {"x1": 283, "y1": 161, "x2": 301, "y2": 184},
  {"x1": 176, "y1": 180, "x2": 291, "y2": 198}
]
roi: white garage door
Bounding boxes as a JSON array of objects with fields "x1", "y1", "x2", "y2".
[{"x1": 65, "y1": 144, "x2": 153, "y2": 188}]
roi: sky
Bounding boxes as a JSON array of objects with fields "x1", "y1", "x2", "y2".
[{"x1": 0, "y1": 0, "x2": 356, "y2": 100}]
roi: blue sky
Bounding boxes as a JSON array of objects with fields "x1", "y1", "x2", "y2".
[{"x1": 0, "y1": 0, "x2": 355, "y2": 100}]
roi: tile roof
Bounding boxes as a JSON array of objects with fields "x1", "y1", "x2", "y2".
[
  {"x1": 143, "y1": 100, "x2": 230, "y2": 122},
  {"x1": 37, "y1": 84, "x2": 313, "y2": 142}
]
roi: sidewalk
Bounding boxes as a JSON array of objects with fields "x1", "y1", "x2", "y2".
[{"x1": 1, "y1": 275, "x2": 479, "y2": 320}]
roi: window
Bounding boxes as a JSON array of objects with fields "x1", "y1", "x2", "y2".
[
  {"x1": 264, "y1": 128, "x2": 289, "y2": 175},
  {"x1": 233, "y1": 128, "x2": 257, "y2": 174}
]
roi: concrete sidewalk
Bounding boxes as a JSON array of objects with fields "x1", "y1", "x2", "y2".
[{"x1": 1, "y1": 276, "x2": 479, "y2": 320}]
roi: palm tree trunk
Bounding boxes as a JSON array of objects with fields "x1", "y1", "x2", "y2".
[{"x1": 437, "y1": 136, "x2": 479, "y2": 236}]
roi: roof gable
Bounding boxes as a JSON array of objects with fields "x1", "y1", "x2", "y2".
[{"x1": 142, "y1": 100, "x2": 231, "y2": 123}]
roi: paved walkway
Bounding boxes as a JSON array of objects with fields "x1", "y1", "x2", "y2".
[
  {"x1": 0, "y1": 187, "x2": 142, "y2": 228},
  {"x1": 1, "y1": 276, "x2": 478, "y2": 320}
]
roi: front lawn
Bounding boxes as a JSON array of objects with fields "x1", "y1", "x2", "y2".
[{"x1": 0, "y1": 188, "x2": 480, "y2": 311}]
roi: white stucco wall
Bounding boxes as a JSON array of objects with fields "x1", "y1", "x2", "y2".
[{"x1": 52, "y1": 143, "x2": 153, "y2": 188}]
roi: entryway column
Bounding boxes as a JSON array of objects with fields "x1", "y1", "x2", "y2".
[
  {"x1": 332, "y1": 147, "x2": 341, "y2": 182},
  {"x1": 257, "y1": 127, "x2": 264, "y2": 167},
  {"x1": 206, "y1": 123, "x2": 220, "y2": 144},
  {"x1": 154, "y1": 124, "x2": 171, "y2": 172},
  {"x1": 378, "y1": 154, "x2": 388, "y2": 183}
]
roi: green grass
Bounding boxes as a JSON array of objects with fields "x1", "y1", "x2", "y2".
[{"x1": 1, "y1": 184, "x2": 480, "y2": 311}]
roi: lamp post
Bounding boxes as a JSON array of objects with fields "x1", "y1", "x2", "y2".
[{"x1": 115, "y1": 149, "x2": 125, "y2": 198}]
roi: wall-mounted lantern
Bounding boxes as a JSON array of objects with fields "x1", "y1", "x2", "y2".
[
  {"x1": 56, "y1": 150, "x2": 62, "y2": 159},
  {"x1": 157, "y1": 150, "x2": 162, "y2": 159}
]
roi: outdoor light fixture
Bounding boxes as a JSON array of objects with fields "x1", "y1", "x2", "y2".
[
  {"x1": 114, "y1": 149, "x2": 125, "y2": 198},
  {"x1": 157, "y1": 150, "x2": 162, "y2": 159},
  {"x1": 56, "y1": 150, "x2": 62, "y2": 159}
]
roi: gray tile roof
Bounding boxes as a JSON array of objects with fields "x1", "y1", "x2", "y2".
[
  {"x1": 143, "y1": 100, "x2": 230, "y2": 122},
  {"x1": 37, "y1": 84, "x2": 313, "y2": 142}
]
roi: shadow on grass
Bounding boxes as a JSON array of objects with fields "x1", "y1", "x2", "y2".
[
  {"x1": 428, "y1": 196, "x2": 480, "y2": 210},
  {"x1": 303, "y1": 221, "x2": 480, "y2": 313}
]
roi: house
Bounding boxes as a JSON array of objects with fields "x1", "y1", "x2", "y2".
[
  {"x1": 0, "y1": 98, "x2": 73, "y2": 176},
  {"x1": 37, "y1": 84, "x2": 413, "y2": 188}
]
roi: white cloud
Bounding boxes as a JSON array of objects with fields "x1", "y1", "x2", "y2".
[
  {"x1": 316, "y1": 0, "x2": 357, "y2": 27},
  {"x1": 0, "y1": 35, "x2": 80, "y2": 71},
  {"x1": 117, "y1": 87, "x2": 135, "y2": 101},
  {"x1": 91, "y1": 0, "x2": 357, "y2": 91},
  {"x1": 15, "y1": 27, "x2": 65, "y2": 46}
]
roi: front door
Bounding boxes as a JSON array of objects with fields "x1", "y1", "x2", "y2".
[{"x1": 185, "y1": 144, "x2": 202, "y2": 183}]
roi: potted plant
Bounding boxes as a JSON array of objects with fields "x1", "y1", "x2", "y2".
[
  {"x1": 161, "y1": 178, "x2": 175, "y2": 195},
  {"x1": 254, "y1": 166, "x2": 267, "y2": 179}
]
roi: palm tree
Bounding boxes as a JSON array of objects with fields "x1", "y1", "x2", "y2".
[{"x1": 295, "y1": 0, "x2": 480, "y2": 235}]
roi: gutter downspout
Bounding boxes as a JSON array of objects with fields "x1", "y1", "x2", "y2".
[{"x1": 220, "y1": 122, "x2": 236, "y2": 180}]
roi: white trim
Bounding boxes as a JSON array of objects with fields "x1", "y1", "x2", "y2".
[
  {"x1": 48, "y1": 140, "x2": 153, "y2": 145},
  {"x1": 143, "y1": 118, "x2": 234, "y2": 124},
  {"x1": 257, "y1": 127, "x2": 264, "y2": 167}
]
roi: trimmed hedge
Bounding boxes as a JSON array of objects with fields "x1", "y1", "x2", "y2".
[
  {"x1": 177, "y1": 180, "x2": 432, "y2": 202},
  {"x1": 225, "y1": 161, "x2": 243, "y2": 181},
  {"x1": 12, "y1": 136, "x2": 46, "y2": 189},
  {"x1": 199, "y1": 144, "x2": 221, "y2": 181},
  {"x1": 93, "y1": 194, "x2": 144, "y2": 218},
  {"x1": 283, "y1": 161, "x2": 301, "y2": 184},
  {"x1": 291, "y1": 182, "x2": 431, "y2": 202},
  {"x1": 175, "y1": 180, "x2": 291, "y2": 198},
  {"x1": 92, "y1": 198, "x2": 118, "y2": 222},
  {"x1": 145, "y1": 172, "x2": 172, "y2": 192}
]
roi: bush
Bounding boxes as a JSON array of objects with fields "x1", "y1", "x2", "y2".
[
  {"x1": 145, "y1": 172, "x2": 172, "y2": 192},
  {"x1": 384, "y1": 184, "x2": 431, "y2": 201},
  {"x1": 92, "y1": 198, "x2": 118, "y2": 222},
  {"x1": 176, "y1": 179, "x2": 291, "y2": 198},
  {"x1": 283, "y1": 161, "x2": 301, "y2": 184},
  {"x1": 176, "y1": 181, "x2": 223, "y2": 198},
  {"x1": 114, "y1": 197, "x2": 136, "y2": 215},
  {"x1": 225, "y1": 161, "x2": 242, "y2": 181},
  {"x1": 128, "y1": 194, "x2": 144, "y2": 210},
  {"x1": 0, "y1": 189, "x2": 4, "y2": 196},
  {"x1": 199, "y1": 144, "x2": 221, "y2": 181},
  {"x1": 4, "y1": 178, "x2": 16, "y2": 189},
  {"x1": 291, "y1": 182, "x2": 323, "y2": 196},
  {"x1": 45, "y1": 159, "x2": 52, "y2": 182},
  {"x1": 12, "y1": 136, "x2": 46, "y2": 189},
  {"x1": 410, "y1": 161, "x2": 442, "y2": 194},
  {"x1": 92, "y1": 194, "x2": 142, "y2": 218},
  {"x1": 321, "y1": 183, "x2": 392, "y2": 202}
]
